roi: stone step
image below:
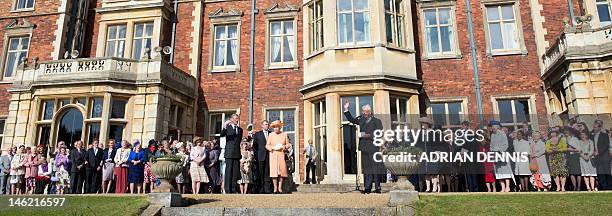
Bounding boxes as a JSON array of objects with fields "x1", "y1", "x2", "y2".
[
  {"x1": 295, "y1": 183, "x2": 396, "y2": 193},
  {"x1": 161, "y1": 207, "x2": 412, "y2": 216}
]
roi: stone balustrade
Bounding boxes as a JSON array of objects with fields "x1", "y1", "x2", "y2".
[
  {"x1": 542, "y1": 24, "x2": 612, "y2": 76},
  {"x1": 11, "y1": 57, "x2": 196, "y2": 95}
]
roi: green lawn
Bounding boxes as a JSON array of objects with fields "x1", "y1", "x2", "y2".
[
  {"x1": 1, "y1": 196, "x2": 149, "y2": 216},
  {"x1": 414, "y1": 193, "x2": 612, "y2": 215}
]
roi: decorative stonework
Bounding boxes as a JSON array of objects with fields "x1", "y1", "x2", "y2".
[
  {"x1": 264, "y1": 3, "x2": 299, "y2": 15},
  {"x1": 4, "y1": 19, "x2": 36, "y2": 30},
  {"x1": 208, "y1": 8, "x2": 243, "y2": 19}
]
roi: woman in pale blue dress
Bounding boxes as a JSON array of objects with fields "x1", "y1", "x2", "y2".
[
  {"x1": 513, "y1": 131, "x2": 531, "y2": 191},
  {"x1": 489, "y1": 121, "x2": 512, "y2": 192},
  {"x1": 577, "y1": 131, "x2": 597, "y2": 191}
]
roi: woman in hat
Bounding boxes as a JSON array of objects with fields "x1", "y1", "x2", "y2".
[
  {"x1": 128, "y1": 141, "x2": 145, "y2": 194},
  {"x1": 143, "y1": 140, "x2": 158, "y2": 193},
  {"x1": 489, "y1": 120, "x2": 513, "y2": 192},
  {"x1": 265, "y1": 120, "x2": 291, "y2": 194}
]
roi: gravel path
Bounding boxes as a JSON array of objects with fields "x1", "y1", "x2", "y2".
[{"x1": 184, "y1": 193, "x2": 390, "y2": 208}]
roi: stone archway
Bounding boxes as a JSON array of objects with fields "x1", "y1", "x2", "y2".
[{"x1": 55, "y1": 107, "x2": 84, "y2": 149}]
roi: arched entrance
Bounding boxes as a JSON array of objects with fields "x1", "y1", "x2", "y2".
[{"x1": 56, "y1": 108, "x2": 84, "y2": 149}]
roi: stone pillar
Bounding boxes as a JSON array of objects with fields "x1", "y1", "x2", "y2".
[
  {"x1": 323, "y1": 93, "x2": 342, "y2": 183},
  {"x1": 408, "y1": 94, "x2": 420, "y2": 127},
  {"x1": 131, "y1": 87, "x2": 147, "y2": 144},
  {"x1": 100, "y1": 93, "x2": 111, "y2": 144},
  {"x1": 374, "y1": 90, "x2": 391, "y2": 130}
]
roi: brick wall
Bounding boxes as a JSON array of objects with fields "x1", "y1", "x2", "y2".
[
  {"x1": 196, "y1": 0, "x2": 305, "y2": 178},
  {"x1": 415, "y1": 0, "x2": 549, "y2": 129}
]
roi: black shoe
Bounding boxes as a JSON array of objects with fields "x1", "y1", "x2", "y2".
[
  {"x1": 361, "y1": 189, "x2": 371, "y2": 194},
  {"x1": 374, "y1": 189, "x2": 382, "y2": 194}
]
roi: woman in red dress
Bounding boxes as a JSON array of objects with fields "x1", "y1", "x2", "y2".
[{"x1": 481, "y1": 131, "x2": 496, "y2": 192}]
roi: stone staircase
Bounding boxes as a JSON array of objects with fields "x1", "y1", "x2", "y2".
[{"x1": 294, "y1": 183, "x2": 396, "y2": 193}]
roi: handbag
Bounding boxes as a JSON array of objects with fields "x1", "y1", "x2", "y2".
[{"x1": 9, "y1": 178, "x2": 18, "y2": 184}]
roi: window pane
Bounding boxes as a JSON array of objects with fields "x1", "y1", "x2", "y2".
[
  {"x1": 338, "y1": 0, "x2": 352, "y2": 11},
  {"x1": 439, "y1": 8, "x2": 451, "y2": 25},
  {"x1": 111, "y1": 99, "x2": 127, "y2": 119},
  {"x1": 268, "y1": 110, "x2": 281, "y2": 121},
  {"x1": 487, "y1": 6, "x2": 500, "y2": 21},
  {"x1": 91, "y1": 97, "x2": 103, "y2": 118},
  {"x1": 283, "y1": 36, "x2": 294, "y2": 62},
  {"x1": 20, "y1": 38, "x2": 29, "y2": 49},
  {"x1": 440, "y1": 26, "x2": 452, "y2": 52},
  {"x1": 424, "y1": 10, "x2": 437, "y2": 26},
  {"x1": 338, "y1": 13, "x2": 353, "y2": 44},
  {"x1": 489, "y1": 23, "x2": 504, "y2": 49},
  {"x1": 106, "y1": 41, "x2": 116, "y2": 57},
  {"x1": 215, "y1": 26, "x2": 225, "y2": 39},
  {"x1": 0, "y1": 119, "x2": 5, "y2": 134},
  {"x1": 426, "y1": 27, "x2": 440, "y2": 53},
  {"x1": 146, "y1": 23, "x2": 154, "y2": 36},
  {"x1": 283, "y1": 21, "x2": 294, "y2": 34},
  {"x1": 385, "y1": 14, "x2": 393, "y2": 43},
  {"x1": 498, "y1": 100, "x2": 514, "y2": 123},
  {"x1": 431, "y1": 103, "x2": 446, "y2": 126},
  {"x1": 228, "y1": 25, "x2": 238, "y2": 39},
  {"x1": 135, "y1": 24, "x2": 144, "y2": 37},
  {"x1": 108, "y1": 26, "x2": 117, "y2": 39},
  {"x1": 118, "y1": 25, "x2": 127, "y2": 38},
  {"x1": 89, "y1": 123, "x2": 101, "y2": 144},
  {"x1": 314, "y1": 103, "x2": 321, "y2": 125},
  {"x1": 271, "y1": 37, "x2": 282, "y2": 63},
  {"x1": 133, "y1": 39, "x2": 143, "y2": 59},
  {"x1": 514, "y1": 99, "x2": 530, "y2": 123},
  {"x1": 9, "y1": 38, "x2": 20, "y2": 50},
  {"x1": 597, "y1": 3, "x2": 612, "y2": 24},
  {"x1": 271, "y1": 22, "x2": 281, "y2": 35},
  {"x1": 210, "y1": 114, "x2": 222, "y2": 135},
  {"x1": 214, "y1": 41, "x2": 225, "y2": 66},
  {"x1": 341, "y1": 96, "x2": 357, "y2": 121},
  {"x1": 503, "y1": 22, "x2": 518, "y2": 49},
  {"x1": 37, "y1": 126, "x2": 51, "y2": 147},
  {"x1": 283, "y1": 110, "x2": 295, "y2": 132},
  {"x1": 227, "y1": 40, "x2": 237, "y2": 65},
  {"x1": 108, "y1": 124, "x2": 125, "y2": 141},
  {"x1": 501, "y1": 5, "x2": 514, "y2": 20},
  {"x1": 43, "y1": 100, "x2": 55, "y2": 120},
  {"x1": 354, "y1": 12, "x2": 370, "y2": 42},
  {"x1": 5, "y1": 53, "x2": 17, "y2": 77},
  {"x1": 354, "y1": 0, "x2": 368, "y2": 10},
  {"x1": 384, "y1": 0, "x2": 391, "y2": 11},
  {"x1": 448, "y1": 102, "x2": 462, "y2": 125}
]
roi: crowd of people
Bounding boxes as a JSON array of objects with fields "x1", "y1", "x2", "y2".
[
  {"x1": 0, "y1": 114, "x2": 297, "y2": 195},
  {"x1": 403, "y1": 118, "x2": 612, "y2": 193}
]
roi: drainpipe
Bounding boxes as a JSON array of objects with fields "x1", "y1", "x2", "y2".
[
  {"x1": 465, "y1": 0, "x2": 485, "y2": 127},
  {"x1": 170, "y1": 0, "x2": 179, "y2": 64},
  {"x1": 248, "y1": 0, "x2": 256, "y2": 124},
  {"x1": 567, "y1": 0, "x2": 576, "y2": 26}
]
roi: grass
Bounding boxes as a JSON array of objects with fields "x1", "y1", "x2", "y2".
[
  {"x1": 414, "y1": 192, "x2": 612, "y2": 215},
  {"x1": 2, "y1": 195, "x2": 149, "y2": 216}
]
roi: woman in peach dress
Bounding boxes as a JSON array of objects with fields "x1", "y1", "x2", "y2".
[{"x1": 266, "y1": 120, "x2": 291, "y2": 194}]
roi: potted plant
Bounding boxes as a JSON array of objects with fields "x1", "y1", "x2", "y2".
[
  {"x1": 383, "y1": 143, "x2": 422, "y2": 190},
  {"x1": 149, "y1": 154, "x2": 183, "y2": 193}
]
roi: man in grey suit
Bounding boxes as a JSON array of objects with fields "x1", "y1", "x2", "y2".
[{"x1": 0, "y1": 148, "x2": 13, "y2": 195}]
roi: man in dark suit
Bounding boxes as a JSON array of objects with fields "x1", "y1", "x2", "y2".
[
  {"x1": 343, "y1": 99, "x2": 384, "y2": 194},
  {"x1": 247, "y1": 120, "x2": 272, "y2": 193},
  {"x1": 459, "y1": 121, "x2": 481, "y2": 192},
  {"x1": 70, "y1": 140, "x2": 87, "y2": 194},
  {"x1": 220, "y1": 113, "x2": 243, "y2": 194},
  {"x1": 85, "y1": 140, "x2": 104, "y2": 193},
  {"x1": 592, "y1": 120, "x2": 611, "y2": 190}
]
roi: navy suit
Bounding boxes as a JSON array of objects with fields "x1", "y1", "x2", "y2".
[
  {"x1": 221, "y1": 123, "x2": 243, "y2": 193},
  {"x1": 248, "y1": 130, "x2": 271, "y2": 193}
]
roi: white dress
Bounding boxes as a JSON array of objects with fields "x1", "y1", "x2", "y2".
[
  {"x1": 529, "y1": 140, "x2": 551, "y2": 187},
  {"x1": 491, "y1": 132, "x2": 513, "y2": 179},
  {"x1": 578, "y1": 139, "x2": 597, "y2": 177},
  {"x1": 513, "y1": 139, "x2": 531, "y2": 176}
]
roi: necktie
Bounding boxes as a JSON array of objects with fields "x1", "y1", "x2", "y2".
[{"x1": 264, "y1": 131, "x2": 268, "y2": 140}]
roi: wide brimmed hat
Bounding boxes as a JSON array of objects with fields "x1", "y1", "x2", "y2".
[
  {"x1": 270, "y1": 120, "x2": 284, "y2": 128},
  {"x1": 488, "y1": 120, "x2": 501, "y2": 126},
  {"x1": 193, "y1": 136, "x2": 204, "y2": 143},
  {"x1": 418, "y1": 117, "x2": 434, "y2": 126}
]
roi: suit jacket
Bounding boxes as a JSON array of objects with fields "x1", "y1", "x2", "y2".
[
  {"x1": 69, "y1": 148, "x2": 86, "y2": 173},
  {"x1": 343, "y1": 111, "x2": 383, "y2": 154},
  {"x1": 221, "y1": 123, "x2": 243, "y2": 159},
  {"x1": 86, "y1": 148, "x2": 104, "y2": 170},
  {"x1": 102, "y1": 148, "x2": 116, "y2": 163},
  {"x1": 593, "y1": 131, "x2": 610, "y2": 163},
  {"x1": 248, "y1": 130, "x2": 270, "y2": 162},
  {"x1": 0, "y1": 155, "x2": 12, "y2": 176}
]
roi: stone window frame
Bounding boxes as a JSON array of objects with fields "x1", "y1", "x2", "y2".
[
  {"x1": 384, "y1": 0, "x2": 408, "y2": 49},
  {"x1": 490, "y1": 94, "x2": 538, "y2": 130},
  {"x1": 207, "y1": 9, "x2": 243, "y2": 73},
  {"x1": 0, "y1": 19, "x2": 35, "y2": 82},
  {"x1": 168, "y1": 103, "x2": 187, "y2": 132},
  {"x1": 480, "y1": 0, "x2": 528, "y2": 57},
  {"x1": 262, "y1": 105, "x2": 300, "y2": 182},
  {"x1": 426, "y1": 96, "x2": 469, "y2": 129},
  {"x1": 207, "y1": 109, "x2": 237, "y2": 139},
  {"x1": 264, "y1": 4, "x2": 300, "y2": 71},
  {"x1": 312, "y1": 99, "x2": 327, "y2": 162},
  {"x1": 95, "y1": 18, "x2": 160, "y2": 59},
  {"x1": 418, "y1": 0, "x2": 462, "y2": 60},
  {"x1": 12, "y1": 0, "x2": 35, "y2": 12}
]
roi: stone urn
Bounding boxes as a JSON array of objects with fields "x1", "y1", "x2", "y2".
[
  {"x1": 150, "y1": 157, "x2": 183, "y2": 193},
  {"x1": 383, "y1": 148, "x2": 421, "y2": 207}
]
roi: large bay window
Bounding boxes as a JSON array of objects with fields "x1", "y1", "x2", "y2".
[{"x1": 337, "y1": 0, "x2": 370, "y2": 45}]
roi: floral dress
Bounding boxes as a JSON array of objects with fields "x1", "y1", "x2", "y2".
[
  {"x1": 238, "y1": 150, "x2": 253, "y2": 184},
  {"x1": 546, "y1": 138, "x2": 568, "y2": 177},
  {"x1": 175, "y1": 151, "x2": 189, "y2": 184},
  {"x1": 54, "y1": 154, "x2": 70, "y2": 191}
]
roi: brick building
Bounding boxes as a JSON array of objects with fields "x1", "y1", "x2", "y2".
[{"x1": 0, "y1": 0, "x2": 610, "y2": 183}]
